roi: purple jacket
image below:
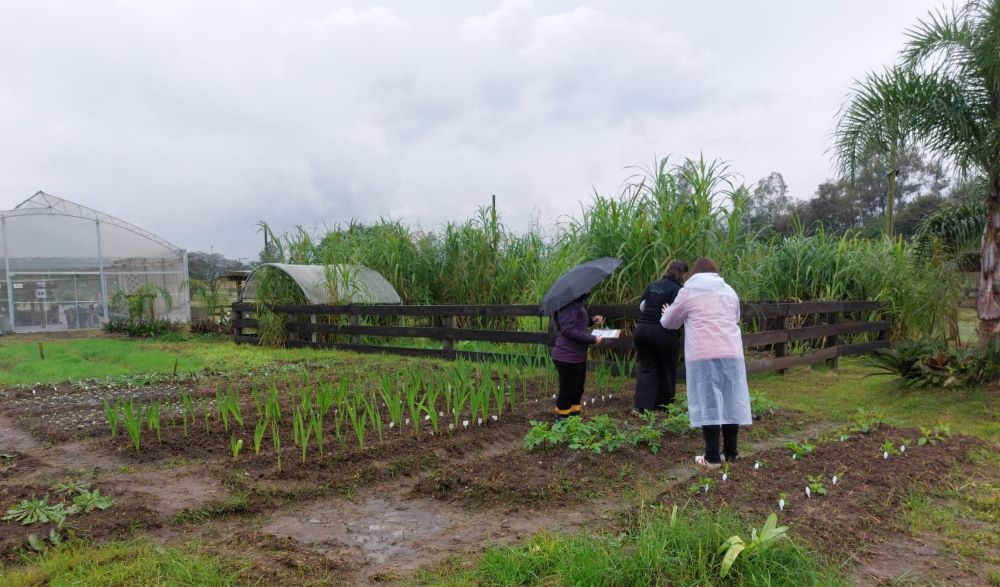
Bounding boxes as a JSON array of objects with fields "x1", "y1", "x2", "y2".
[{"x1": 551, "y1": 301, "x2": 597, "y2": 363}]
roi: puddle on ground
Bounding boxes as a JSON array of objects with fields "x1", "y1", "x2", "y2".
[{"x1": 263, "y1": 485, "x2": 606, "y2": 574}]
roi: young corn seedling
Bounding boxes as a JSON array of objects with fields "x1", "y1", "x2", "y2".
[
  {"x1": 180, "y1": 392, "x2": 195, "y2": 437},
  {"x1": 316, "y1": 381, "x2": 335, "y2": 417},
  {"x1": 490, "y1": 373, "x2": 505, "y2": 420},
  {"x1": 424, "y1": 386, "x2": 441, "y2": 435},
  {"x1": 253, "y1": 417, "x2": 267, "y2": 455},
  {"x1": 200, "y1": 396, "x2": 212, "y2": 433},
  {"x1": 122, "y1": 400, "x2": 143, "y2": 451},
  {"x1": 378, "y1": 375, "x2": 404, "y2": 433},
  {"x1": 310, "y1": 409, "x2": 324, "y2": 456},
  {"x1": 346, "y1": 395, "x2": 367, "y2": 451},
  {"x1": 365, "y1": 394, "x2": 384, "y2": 447},
  {"x1": 271, "y1": 420, "x2": 282, "y2": 472},
  {"x1": 404, "y1": 382, "x2": 422, "y2": 436},
  {"x1": 103, "y1": 399, "x2": 121, "y2": 438},
  {"x1": 294, "y1": 408, "x2": 310, "y2": 464},
  {"x1": 230, "y1": 435, "x2": 244, "y2": 460},
  {"x1": 451, "y1": 384, "x2": 469, "y2": 433},
  {"x1": 145, "y1": 403, "x2": 162, "y2": 444}
]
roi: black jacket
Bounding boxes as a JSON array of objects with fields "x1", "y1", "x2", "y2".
[{"x1": 638, "y1": 277, "x2": 682, "y2": 325}]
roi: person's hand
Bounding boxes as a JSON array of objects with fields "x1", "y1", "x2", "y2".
[
  {"x1": 594, "y1": 336, "x2": 603, "y2": 345},
  {"x1": 593, "y1": 314, "x2": 605, "y2": 326},
  {"x1": 661, "y1": 303, "x2": 670, "y2": 314}
]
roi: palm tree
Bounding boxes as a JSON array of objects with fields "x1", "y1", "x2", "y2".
[{"x1": 834, "y1": 0, "x2": 1000, "y2": 346}]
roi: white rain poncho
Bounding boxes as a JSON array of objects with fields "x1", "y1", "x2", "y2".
[{"x1": 660, "y1": 272, "x2": 752, "y2": 427}]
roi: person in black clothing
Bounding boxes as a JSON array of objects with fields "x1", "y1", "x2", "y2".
[{"x1": 633, "y1": 259, "x2": 688, "y2": 413}]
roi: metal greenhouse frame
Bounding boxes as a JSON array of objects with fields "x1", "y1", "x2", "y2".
[{"x1": 0, "y1": 191, "x2": 190, "y2": 333}]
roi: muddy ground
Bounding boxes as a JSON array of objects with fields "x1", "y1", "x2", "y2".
[{"x1": 0, "y1": 372, "x2": 996, "y2": 585}]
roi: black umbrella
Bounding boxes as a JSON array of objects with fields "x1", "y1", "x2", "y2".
[{"x1": 539, "y1": 257, "x2": 622, "y2": 316}]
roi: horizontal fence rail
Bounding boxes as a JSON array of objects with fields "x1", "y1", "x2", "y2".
[{"x1": 231, "y1": 300, "x2": 888, "y2": 375}]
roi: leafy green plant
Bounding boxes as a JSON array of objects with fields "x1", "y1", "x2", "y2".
[
  {"x1": 2, "y1": 496, "x2": 69, "y2": 526},
  {"x1": 881, "y1": 440, "x2": 900, "y2": 458},
  {"x1": 689, "y1": 476, "x2": 715, "y2": 495},
  {"x1": 717, "y1": 512, "x2": 789, "y2": 577},
  {"x1": 805, "y1": 475, "x2": 827, "y2": 497},
  {"x1": 71, "y1": 489, "x2": 113, "y2": 513},
  {"x1": 51, "y1": 480, "x2": 89, "y2": 495},
  {"x1": 749, "y1": 391, "x2": 776, "y2": 418},
  {"x1": 851, "y1": 408, "x2": 888, "y2": 433},
  {"x1": 918, "y1": 423, "x2": 951, "y2": 446},
  {"x1": 785, "y1": 440, "x2": 815, "y2": 460},
  {"x1": 253, "y1": 418, "x2": 267, "y2": 455}
]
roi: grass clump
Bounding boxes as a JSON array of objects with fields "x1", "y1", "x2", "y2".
[
  {"x1": 0, "y1": 539, "x2": 245, "y2": 586},
  {"x1": 415, "y1": 505, "x2": 843, "y2": 586}
]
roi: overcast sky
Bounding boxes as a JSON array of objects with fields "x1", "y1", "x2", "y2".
[{"x1": 0, "y1": 0, "x2": 948, "y2": 259}]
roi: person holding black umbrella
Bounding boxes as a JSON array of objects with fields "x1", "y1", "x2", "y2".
[
  {"x1": 633, "y1": 259, "x2": 688, "y2": 413},
  {"x1": 551, "y1": 293, "x2": 604, "y2": 420},
  {"x1": 539, "y1": 257, "x2": 620, "y2": 420}
]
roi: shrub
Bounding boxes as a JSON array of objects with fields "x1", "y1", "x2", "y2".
[{"x1": 104, "y1": 318, "x2": 182, "y2": 338}]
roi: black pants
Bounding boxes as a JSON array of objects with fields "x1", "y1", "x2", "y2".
[
  {"x1": 702, "y1": 424, "x2": 740, "y2": 464},
  {"x1": 553, "y1": 359, "x2": 587, "y2": 412},
  {"x1": 633, "y1": 323, "x2": 680, "y2": 411}
]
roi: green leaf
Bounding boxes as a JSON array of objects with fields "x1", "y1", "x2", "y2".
[
  {"x1": 720, "y1": 542, "x2": 746, "y2": 577},
  {"x1": 27, "y1": 534, "x2": 46, "y2": 552}
]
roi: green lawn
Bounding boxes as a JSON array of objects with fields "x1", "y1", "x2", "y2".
[
  {"x1": 0, "y1": 335, "x2": 348, "y2": 386},
  {"x1": 748, "y1": 359, "x2": 1000, "y2": 443}
]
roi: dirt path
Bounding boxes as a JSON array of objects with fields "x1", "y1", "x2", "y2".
[{"x1": 258, "y1": 421, "x2": 839, "y2": 583}]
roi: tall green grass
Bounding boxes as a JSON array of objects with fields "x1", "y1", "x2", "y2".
[
  {"x1": 415, "y1": 505, "x2": 844, "y2": 586},
  {"x1": 255, "y1": 154, "x2": 960, "y2": 342},
  {"x1": 0, "y1": 539, "x2": 247, "y2": 586}
]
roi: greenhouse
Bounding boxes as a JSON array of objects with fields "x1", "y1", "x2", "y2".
[
  {"x1": 0, "y1": 191, "x2": 190, "y2": 333},
  {"x1": 240, "y1": 263, "x2": 401, "y2": 305}
]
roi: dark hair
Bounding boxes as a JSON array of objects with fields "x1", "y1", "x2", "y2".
[
  {"x1": 662, "y1": 259, "x2": 689, "y2": 282},
  {"x1": 690, "y1": 257, "x2": 719, "y2": 275}
]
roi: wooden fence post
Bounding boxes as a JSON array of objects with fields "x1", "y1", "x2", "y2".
[
  {"x1": 349, "y1": 312, "x2": 361, "y2": 345},
  {"x1": 443, "y1": 315, "x2": 456, "y2": 360},
  {"x1": 826, "y1": 311, "x2": 839, "y2": 369},
  {"x1": 774, "y1": 308, "x2": 789, "y2": 375}
]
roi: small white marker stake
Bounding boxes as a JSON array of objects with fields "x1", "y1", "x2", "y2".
[
  {"x1": 491, "y1": 415, "x2": 498, "y2": 421},
  {"x1": 462, "y1": 420, "x2": 469, "y2": 429},
  {"x1": 754, "y1": 462, "x2": 761, "y2": 470},
  {"x1": 883, "y1": 451, "x2": 889, "y2": 459},
  {"x1": 832, "y1": 475, "x2": 838, "y2": 485},
  {"x1": 722, "y1": 473, "x2": 728, "y2": 482},
  {"x1": 900, "y1": 445, "x2": 906, "y2": 453},
  {"x1": 805, "y1": 486, "x2": 811, "y2": 498},
  {"x1": 388, "y1": 422, "x2": 394, "y2": 429},
  {"x1": 778, "y1": 499, "x2": 785, "y2": 511},
  {"x1": 477, "y1": 418, "x2": 483, "y2": 426}
]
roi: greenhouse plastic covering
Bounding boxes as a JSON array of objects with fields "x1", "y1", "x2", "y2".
[
  {"x1": 241, "y1": 263, "x2": 401, "y2": 305},
  {"x1": 0, "y1": 192, "x2": 190, "y2": 332}
]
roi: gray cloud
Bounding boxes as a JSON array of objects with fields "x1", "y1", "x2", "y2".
[{"x1": 0, "y1": 0, "x2": 945, "y2": 258}]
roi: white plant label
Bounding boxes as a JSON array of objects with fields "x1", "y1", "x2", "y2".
[
  {"x1": 900, "y1": 445, "x2": 906, "y2": 453},
  {"x1": 779, "y1": 499, "x2": 785, "y2": 511},
  {"x1": 477, "y1": 418, "x2": 483, "y2": 426},
  {"x1": 883, "y1": 451, "x2": 889, "y2": 459},
  {"x1": 832, "y1": 475, "x2": 838, "y2": 485},
  {"x1": 462, "y1": 420, "x2": 469, "y2": 429},
  {"x1": 388, "y1": 422, "x2": 394, "y2": 429},
  {"x1": 805, "y1": 486, "x2": 811, "y2": 498},
  {"x1": 491, "y1": 415, "x2": 498, "y2": 421},
  {"x1": 703, "y1": 485, "x2": 709, "y2": 493},
  {"x1": 722, "y1": 473, "x2": 728, "y2": 482},
  {"x1": 754, "y1": 462, "x2": 761, "y2": 470}
]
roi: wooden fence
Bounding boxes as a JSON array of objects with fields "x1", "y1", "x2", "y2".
[{"x1": 231, "y1": 300, "x2": 889, "y2": 376}]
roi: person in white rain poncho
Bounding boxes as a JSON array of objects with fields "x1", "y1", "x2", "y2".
[{"x1": 659, "y1": 257, "x2": 751, "y2": 468}]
